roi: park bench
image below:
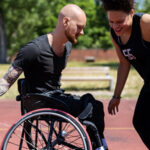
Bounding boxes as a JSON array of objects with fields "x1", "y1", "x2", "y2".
[{"x1": 61, "y1": 66, "x2": 113, "y2": 90}]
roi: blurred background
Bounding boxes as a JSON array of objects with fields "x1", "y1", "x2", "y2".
[{"x1": 0, "y1": 0, "x2": 149, "y2": 100}]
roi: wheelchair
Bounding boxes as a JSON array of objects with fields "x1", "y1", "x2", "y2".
[{"x1": 1, "y1": 79, "x2": 107, "y2": 150}]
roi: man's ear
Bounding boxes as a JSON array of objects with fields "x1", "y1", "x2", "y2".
[{"x1": 63, "y1": 17, "x2": 70, "y2": 27}]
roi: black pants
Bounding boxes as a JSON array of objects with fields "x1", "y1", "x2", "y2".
[
  {"x1": 22, "y1": 90, "x2": 105, "y2": 148},
  {"x1": 133, "y1": 83, "x2": 150, "y2": 149}
]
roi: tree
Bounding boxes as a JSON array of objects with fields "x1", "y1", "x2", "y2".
[
  {"x1": 0, "y1": 1, "x2": 7, "y2": 63},
  {"x1": 141, "y1": 0, "x2": 150, "y2": 13},
  {"x1": 71, "y1": 0, "x2": 113, "y2": 49},
  {"x1": 2, "y1": 0, "x2": 114, "y2": 61},
  {"x1": 4, "y1": 0, "x2": 68, "y2": 57}
]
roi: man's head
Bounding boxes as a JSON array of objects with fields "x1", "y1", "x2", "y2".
[{"x1": 57, "y1": 4, "x2": 86, "y2": 44}]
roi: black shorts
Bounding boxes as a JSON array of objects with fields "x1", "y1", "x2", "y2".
[{"x1": 22, "y1": 89, "x2": 98, "y2": 117}]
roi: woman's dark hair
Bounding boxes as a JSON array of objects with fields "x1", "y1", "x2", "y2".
[{"x1": 100, "y1": 0, "x2": 135, "y2": 13}]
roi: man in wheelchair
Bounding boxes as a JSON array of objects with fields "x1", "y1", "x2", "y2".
[{"x1": 0, "y1": 4, "x2": 108, "y2": 150}]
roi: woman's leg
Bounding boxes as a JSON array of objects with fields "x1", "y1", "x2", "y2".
[{"x1": 133, "y1": 83, "x2": 150, "y2": 149}]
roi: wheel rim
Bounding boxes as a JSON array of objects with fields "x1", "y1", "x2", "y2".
[{"x1": 2, "y1": 109, "x2": 91, "y2": 150}]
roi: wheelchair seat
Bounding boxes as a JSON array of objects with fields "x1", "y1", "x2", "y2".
[
  {"x1": 16, "y1": 78, "x2": 93, "y2": 121},
  {"x1": 22, "y1": 92, "x2": 71, "y2": 113}
]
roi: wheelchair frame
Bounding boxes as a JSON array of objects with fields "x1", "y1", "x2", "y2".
[{"x1": 1, "y1": 79, "x2": 107, "y2": 150}]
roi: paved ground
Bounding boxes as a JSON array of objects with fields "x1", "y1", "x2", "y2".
[{"x1": 0, "y1": 99, "x2": 148, "y2": 150}]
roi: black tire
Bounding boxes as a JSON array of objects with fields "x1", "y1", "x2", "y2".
[{"x1": 2, "y1": 108, "x2": 92, "y2": 150}]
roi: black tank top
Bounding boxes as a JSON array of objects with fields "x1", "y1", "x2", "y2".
[{"x1": 111, "y1": 13, "x2": 150, "y2": 82}]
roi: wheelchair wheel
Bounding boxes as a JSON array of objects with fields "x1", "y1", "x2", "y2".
[{"x1": 1, "y1": 108, "x2": 92, "y2": 150}]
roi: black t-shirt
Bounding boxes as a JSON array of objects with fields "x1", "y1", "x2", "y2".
[
  {"x1": 111, "y1": 13, "x2": 150, "y2": 82},
  {"x1": 12, "y1": 34, "x2": 72, "y2": 93}
]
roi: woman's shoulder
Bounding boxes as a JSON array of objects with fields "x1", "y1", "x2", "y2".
[
  {"x1": 140, "y1": 13, "x2": 150, "y2": 41},
  {"x1": 133, "y1": 13, "x2": 150, "y2": 35},
  {"x1": 140, "y1": 13, "x2": 150, "y2": 26}
]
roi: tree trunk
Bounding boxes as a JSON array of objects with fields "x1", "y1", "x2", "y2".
[{"x1": 0, "y1": 9, "x2": 7, "y2": 63}]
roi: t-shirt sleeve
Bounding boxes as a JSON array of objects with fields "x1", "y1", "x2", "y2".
[{"x1": 12, "y1": 42, "x2": 40, "y2": 70}]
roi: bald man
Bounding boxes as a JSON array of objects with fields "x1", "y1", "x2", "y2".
[{"x1": 0, "y1": 4, "x2": 107, "y2": 150}]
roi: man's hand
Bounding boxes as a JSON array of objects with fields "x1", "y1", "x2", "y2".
[{"x1": 108, "y1": 97, "x2": 121, "y2": 115}]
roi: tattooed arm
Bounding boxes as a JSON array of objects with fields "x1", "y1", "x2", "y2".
[{"x1": 0, "y1": 65, "x2": 23, "y2": 96}]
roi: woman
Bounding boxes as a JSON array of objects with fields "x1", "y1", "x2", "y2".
[{"x1": 100, "y1": 0, "x2": 150, "y2": 149}]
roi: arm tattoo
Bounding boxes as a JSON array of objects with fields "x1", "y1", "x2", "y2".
[
  {"x1": 3, "y1": 65, "x2": 23, "y2": 85},
  {"x1": 0, "y1": 65, "x2": 23, "y2": 96},
  {"x1": 0, "y1": 79, "x2": 9, "y2": 96}
]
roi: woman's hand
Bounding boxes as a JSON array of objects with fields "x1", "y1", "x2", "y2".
[{"x1": 108, "y1": 97, "x2": 121, "y2": 115}]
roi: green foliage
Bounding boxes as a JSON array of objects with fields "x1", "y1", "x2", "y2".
[
  {"x1": 141, "y1": 0, "x2": 150, "y2": 13},
  {"x1": 135, "y1": 0, "x2": 150, "y2": 13},
  {"x1": 68, "y1": 0, "x2": 113, "y2": 49},
  {"x1": 1, "y1": 0, "x2": 114, "y2": 57},
  {"x1": 1, "y1": 0, "x2": 150, "y2": 57}
]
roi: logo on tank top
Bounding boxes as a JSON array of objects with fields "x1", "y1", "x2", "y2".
[{"x1": 122, "y1": 48, "x2": 136, "y2": 60}]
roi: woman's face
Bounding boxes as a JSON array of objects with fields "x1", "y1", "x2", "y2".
[{"x1": 107, "y1": 10, "x2": 134, "y2": 36}]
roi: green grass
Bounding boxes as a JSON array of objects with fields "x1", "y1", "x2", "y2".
[
  {"x1": 62, "y1": 61, "x2": 143, "y2": 99},
  {"x1": 0, "y1": 61, "x2": 143, "y2": 100}
]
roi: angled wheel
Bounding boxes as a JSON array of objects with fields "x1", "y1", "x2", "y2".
[{"x1": 1, "y1": 108, "x2": 92, "y2": 150}]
